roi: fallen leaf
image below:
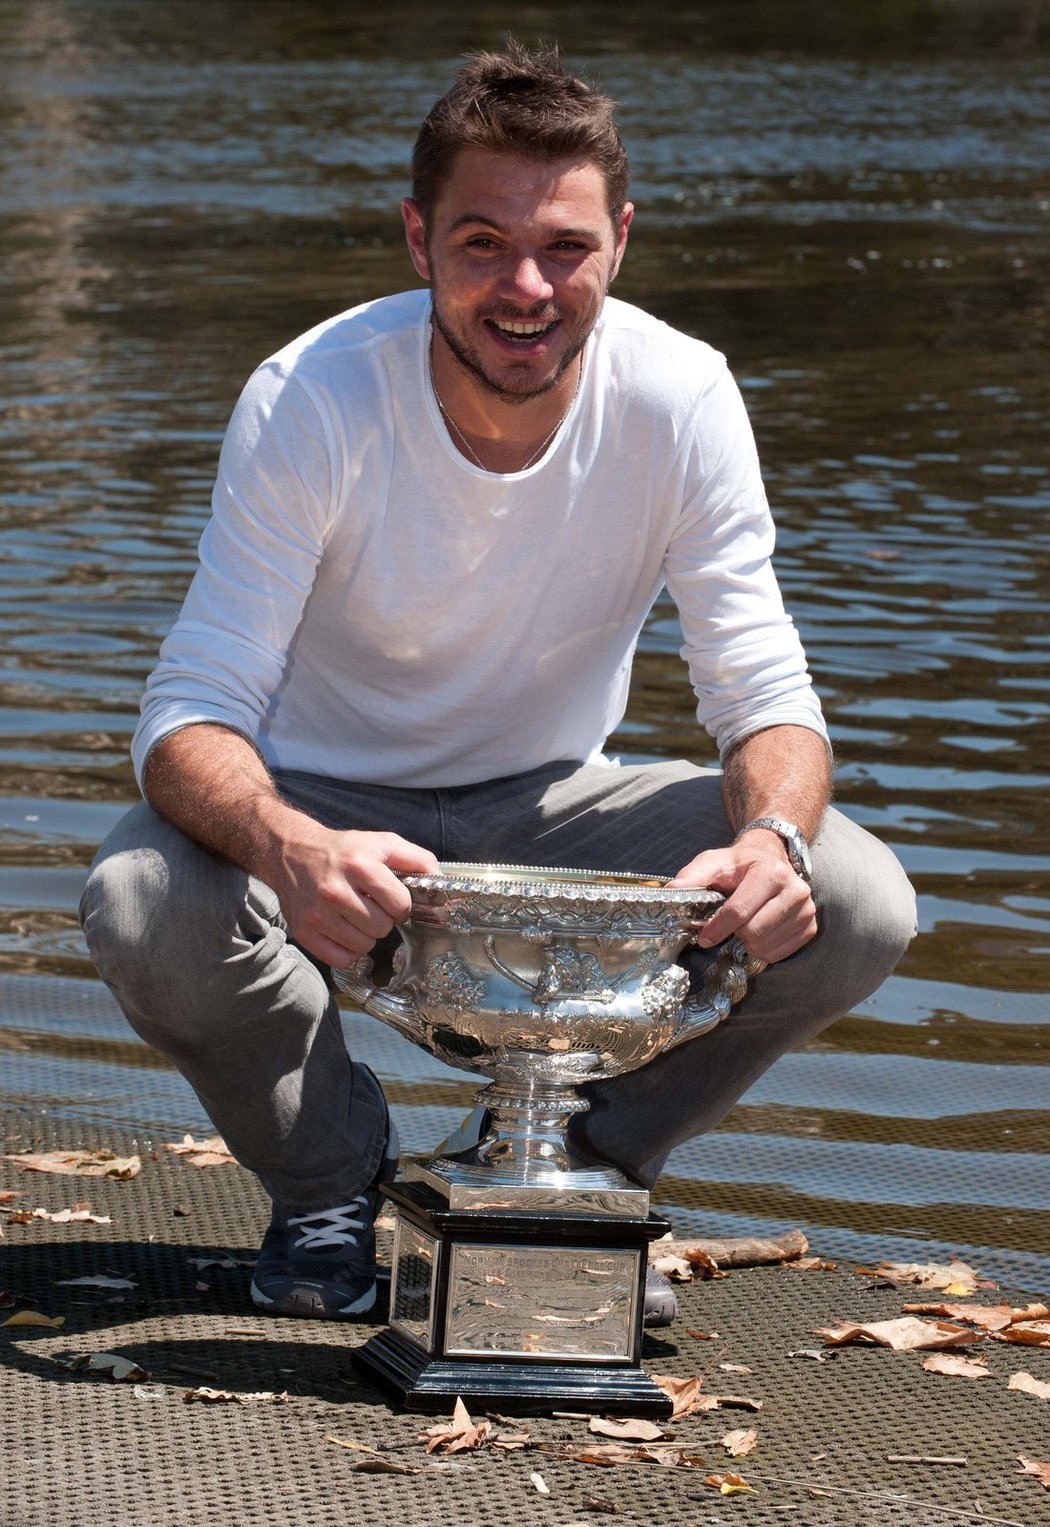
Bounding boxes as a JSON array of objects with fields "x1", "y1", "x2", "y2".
[
  {"x1": 56, "y1": 1352, "x2": 150, "y2": 1382},
  {"x1": 55, "y1": 1276, "x2": 137, "y2": 1290},
  {"x1": 991, "y1": 1320, "x2": 1050, "y2": 1348},
  {"x1": 187, "y1": 1256, "x2": 255, "y2": 1271},
  {"x1": 1009, "y1": 1372, "x2": 1050, "y2": 1400},
  {"x1": 581, "y1": 1496, "x2": 622, "y2": 1514},
  {"x1": 921, "y1": 1353, "x2": 991, "y2": 1379},
  {"x1": 529, "y1": 1471, "x2": 550, "y2": 1495},
  {"x1": 3, "y1": 1149, "x2": 141, "y2": 1179},
  {"x1": 791, "y1": 1257, "x2": 837, "y2": 1271},
  {"x1": 184, "y1": 1387, "x2": 290, "y2": 1404},
  {"x1": 33, "y1": 1207, "x2": 112, "y2": 1224},
  {"x1": 133, "y1": 1385, "x2": 164, "y2": 1399},
  {"x1": 721, "y1": 1428, "x2": 758, "y2": 1456},
  {"x1": 685, "y1": 1329, "x2": 719, "y2": 1340},
  {"x1": 1018, "y1": 1456, "x2": 1050, "y2": 1490},
  {"x1": 718, "y1": 1363, "x2": 753, "y2": 1374},
  {"x1": 354, "y1": 1457, "x2": 427, "y2": 1475},
  {"x1": 651, "y1": 1374, "x2": 706, "y2": 1418},
  {"x1": 815, "y1": 1317, "x2": 982, "y2": 1352},
  {"x1": 1, "y1": 1309, "x2": 65, "y2": 1328},
  {"x1": 904, "y1": 1301, "x2": 1048, "y2": 1333},
  {"x1": 0, "y1": 1191, "x2": 19, "y2": 1203},
  {"x1": 854, "y1": 1259, "x2": 993, "y2": 1295},
  {"x1": 162, "y1": 1135, "x2": 236, "y2": 1168},
  {"x1": 787, "y1": 1348, "x2": 834, "y2": 1362},
  {"x1": 420, "y1": 1396, "x2": 491, "y2": 1454},
  {"x1": 652, "y1": 1253, "x2": 694, "y2": 1282},
  {"x1": 589, "y1": 1416, "x2": 666, "y2": 1441},
  {"x1": 703, "y1": 1470, "x2": 753, "y2": 1495}
]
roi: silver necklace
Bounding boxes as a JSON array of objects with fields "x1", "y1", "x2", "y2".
[{"x1": 429, "y1": 350, "x2": 580, "y2": 473}]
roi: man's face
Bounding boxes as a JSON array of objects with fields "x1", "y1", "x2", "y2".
[{"x1": 403, "y1": 148, "x2": 633, "y2": 403}]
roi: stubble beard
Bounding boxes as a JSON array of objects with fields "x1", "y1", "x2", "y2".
[{"x1": 429, "y1": 297, "x2": 596, "y2": 406}]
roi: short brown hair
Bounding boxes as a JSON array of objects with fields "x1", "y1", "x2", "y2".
[{"x1": 411, "y1": 40, "x2": 630, "y2": 227}]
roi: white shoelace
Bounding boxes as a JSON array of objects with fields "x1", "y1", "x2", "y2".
[{"x1": 287, "y1": 1195, "x2": 368, "y2": 1251}]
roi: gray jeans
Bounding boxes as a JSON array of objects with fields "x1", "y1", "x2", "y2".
[{"x1": 79, "y1": 758, "x2": 916, "y2": 1211}]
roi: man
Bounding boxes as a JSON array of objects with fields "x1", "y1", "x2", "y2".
[{"x1": 80, "y1": 43, "x2": 916, "y2": 1328}]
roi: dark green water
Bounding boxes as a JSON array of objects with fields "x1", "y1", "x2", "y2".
[{"x1": 1, "y1": 1, "x2": 1047, "y2": 1288}]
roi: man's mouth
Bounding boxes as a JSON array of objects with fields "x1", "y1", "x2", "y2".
[{"x1": 487, "y1": 318, "x2": 559, "y2": 345}]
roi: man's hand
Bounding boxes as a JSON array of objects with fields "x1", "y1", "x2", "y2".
[
  {"x1": 667, "y1": 725, "x2": 831, "y2": 964},
  {"x1": 265, "y1": 822, "x2": 439, "y2": 967},
  {"x1": 669, "y1": 830, "x2": 817, "y2": 965},
  {"x1": 142, "y1": 724, "x2": 439, "y2": 966}
]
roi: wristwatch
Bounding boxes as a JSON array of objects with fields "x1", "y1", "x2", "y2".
[{"x1": 735, "y1": 817, "x2": 812, "y2": 882}]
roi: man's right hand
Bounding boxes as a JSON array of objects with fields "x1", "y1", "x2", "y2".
[
  {"x1": 142, "y1": 724, "x2": 440, "y2": 967},
  {"x1": 265, "y1": 823, "x2": 440, "y2": 967}
]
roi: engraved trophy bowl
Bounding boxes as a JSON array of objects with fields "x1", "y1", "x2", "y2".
[
  {"x1": 334, "y1": 863, "x2": 763, "y2": 1215},
  {"x1": 331, "y1": 863, "x2": 765, "y2": 1415}
]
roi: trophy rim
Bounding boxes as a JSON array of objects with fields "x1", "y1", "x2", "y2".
[{"x1": 399, "y1": 860, "x2": 723, "y2": 908}]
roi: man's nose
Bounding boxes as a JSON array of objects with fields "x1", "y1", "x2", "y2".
[{"x1": 501, "y1": 255, "x2": 554, "y2": 303}]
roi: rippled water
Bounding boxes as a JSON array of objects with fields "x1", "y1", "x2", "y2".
[{"x1": 1, "y1": 1, "x2": 1048, "y2": 1289}]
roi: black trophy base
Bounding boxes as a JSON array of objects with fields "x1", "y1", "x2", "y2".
[
  {"x1": 353, "y1": 1325, "x2": 674, "y2": 1417},
  {"x1": 357, "y1": 1180, "x2": 673, "y2": 1417}
]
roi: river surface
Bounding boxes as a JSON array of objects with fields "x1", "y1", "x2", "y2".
[{"x1": 1, "y1": 1, "x2": 1047, "y2": 1290}]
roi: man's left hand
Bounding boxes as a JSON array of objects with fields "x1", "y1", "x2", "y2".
[{"x1": 669, "y1": 836, "x2": 817, "y2": 965}]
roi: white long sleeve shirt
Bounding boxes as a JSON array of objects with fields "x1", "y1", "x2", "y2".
[{"x1": 133, "y1": 290, "x2": 827, "y2": 790}]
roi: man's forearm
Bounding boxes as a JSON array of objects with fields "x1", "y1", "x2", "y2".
[
  {"x1": 720, "y1": 724, "x2": 833, "y2": 841},
  {"x1": 142, "y1": 723, "x2": 313, "y2": 886}
]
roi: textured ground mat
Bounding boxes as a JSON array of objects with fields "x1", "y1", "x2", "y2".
[{"x1": 2, "y1": 1111, "x2": 1048, "y2": 1527}]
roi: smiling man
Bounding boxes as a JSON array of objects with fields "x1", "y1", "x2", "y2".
[{"x1": 80, "y1": 43, "x2": 916, "y2": 1329}]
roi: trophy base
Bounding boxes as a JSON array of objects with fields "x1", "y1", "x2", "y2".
[
  {"x1": 407, "y1": 1156, "x2": 650, "y2": 1216},
  {"x1": 353, "y1": 1326, "x2": 673, "y2": 1417},
  {"x1": 363, "y1": 1181, "x2": 672, "y2": 1417}
]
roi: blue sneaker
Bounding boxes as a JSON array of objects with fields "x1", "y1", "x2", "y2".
[
  {"x1": 436, "y1": 1107, "x2": 678, "y2": 1328},
  {"x1": 250, "y1": 1118, "x2": 399, "y2": 1319}
]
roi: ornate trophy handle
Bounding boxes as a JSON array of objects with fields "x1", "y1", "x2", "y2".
[
  {"x1": 669, "y1": 936, "x2": 767, "y2": 1046},
  {"x1": 331, "y1": 955, "x2": 427, "y2": 1043}
]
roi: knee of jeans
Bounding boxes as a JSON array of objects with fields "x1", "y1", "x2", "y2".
[{"x1": 80, "y1": 834, "x2": 263, "y2": 1022}]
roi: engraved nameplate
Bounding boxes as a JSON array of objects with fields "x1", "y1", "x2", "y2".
[
  {"x1": 445, "y1": 1243, "x2": 639, "y2": 1362},
  {"x1": 390, "y1": 1219, "x2": 440, "y2": 1351}
]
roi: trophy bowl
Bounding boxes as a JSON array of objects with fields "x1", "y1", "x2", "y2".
[
  {"x1": 334, "y1": 862, "x2": 761, "y2": 1211},
  {"x1": 332, "y1": 863, "x2": 764, "y2": 1416}
]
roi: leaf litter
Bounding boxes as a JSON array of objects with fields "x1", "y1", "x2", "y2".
[
  {"x1": 2, "y1": 1149, "x2": 141, "y2": 1179},
  {"x1": 161, "y1": 1135, "x2": 237, "y2": 1168}
]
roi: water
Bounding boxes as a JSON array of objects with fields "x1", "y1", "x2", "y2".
[{"x1": 1, "y1": 1, "x2": 1047, "y2": 1290}]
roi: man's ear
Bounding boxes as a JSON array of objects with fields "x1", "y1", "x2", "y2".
[
  {"x1": 610, "y1": 202, "x2": 634, "y2": 283},
  {"x1": 402, "y1": 198, "x2": 431, "y2": 281}
]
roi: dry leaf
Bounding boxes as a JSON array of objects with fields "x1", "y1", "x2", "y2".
[
  {"x1": 0, "y1": 1191, "x2": 19, "y2": 1203},
  {"x1": 589, "y1": 1416, "x2": 665, "y2": 1441},
  {"x1": 162, "y1": 1135, "x2": 236, "y2": 1168},
  {"x1": 581, "y1": 1496, "x2": 622, "y2": 1514},
  {"x1": 187, "y1": 1256, "x2": 255, "y2": 1271},
  {"x1": 921, "y1": 1353, "x2": 991, "y2": 1379},
  {"x1": 815, "y1": 1317, "x2": 982, "y2": 1352},
  {"x1": 354, "y1": 1457, "x2": 427, "y2": 1475},
  {"x1": 652, "y1": 1253, "x2": 694, "y2": 1282},
  {"x1": 184, "y1": 1387, "x2": 289, "y2": 1404},
  {"x1": 703, "y1": 1470, "x2": 753, "y2": 1495},
  {"x1": 855, "y1": 1259, "x2": 992, "y2": 1295},
  {"x1": 718, "y1": 1363, "x2": 753, "y2": 1374},
  {"x1": 991, "y1": 1320, "x2": 1050, "y2": 1349},
  {"x1": 32, "y1": 1206, "x2": 112, "y2": 1224},
  {"x1": 55, "y1": 1275, "x2": 136, "y2": 1290},
  {"x1": 1018, "y1": 1457, "x2": 1050, "y2": 1490},
  {"x1": 721, "y1": 1428, "x2": 758, "y2": 1456},
  {"x1": 56, "y1": 1352, "x2": 150, "y2": 1382},
  {"x1": 529, "y1": 1471, "x2": 550, "y2": 1495},
  {"x1": 651, "y1": 1374, "x2": 706, "y2": 1418},
  {"x1": 685, "y1": 1329, "x2": 719, "y2": 1340},
  {"x1": 1, "y1": 1309, "x2": 65, "y2": 1328},
  {"x1": 3, "y1": 1149, "x2": 141, "y2": 1179},
  {"x1": 421, "y1": 1396, "x2": 491, "y2": 1454},
  {"x1": 905, "y1": 1301, "x2": 1049, "y2": 1333},
  {"x1": 1009, "y1": 1372, "x2": 1050, "y2": 1400},
  {"x1": 792, "y1": 1257, "x2": 837, "y2": 1271}
]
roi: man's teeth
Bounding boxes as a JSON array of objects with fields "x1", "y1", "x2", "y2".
[{"x1": 493, "y1": 320, "x2": 555, "y2": 336}]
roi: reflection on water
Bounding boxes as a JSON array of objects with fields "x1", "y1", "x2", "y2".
[{"x1": 0, "y1": 1, "x2": 1047, "y2": 1289}]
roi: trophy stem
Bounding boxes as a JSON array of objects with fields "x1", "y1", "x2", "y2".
[{"x1": 472, "y1": 1077, "x2": 589, "y2": 1175}]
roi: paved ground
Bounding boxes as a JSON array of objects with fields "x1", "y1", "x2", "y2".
[{"x1": 2, "y1": 1109, "x2": 1048, "y2": 1527}]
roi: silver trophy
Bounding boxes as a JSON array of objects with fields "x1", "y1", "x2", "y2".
[{"x1": 334, "y1": 863, "x2": 762, "y2": 1415}]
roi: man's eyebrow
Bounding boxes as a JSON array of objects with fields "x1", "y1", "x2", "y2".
[{"x1": 447, "y1": 213, "x2": 600, "y2": 240}]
